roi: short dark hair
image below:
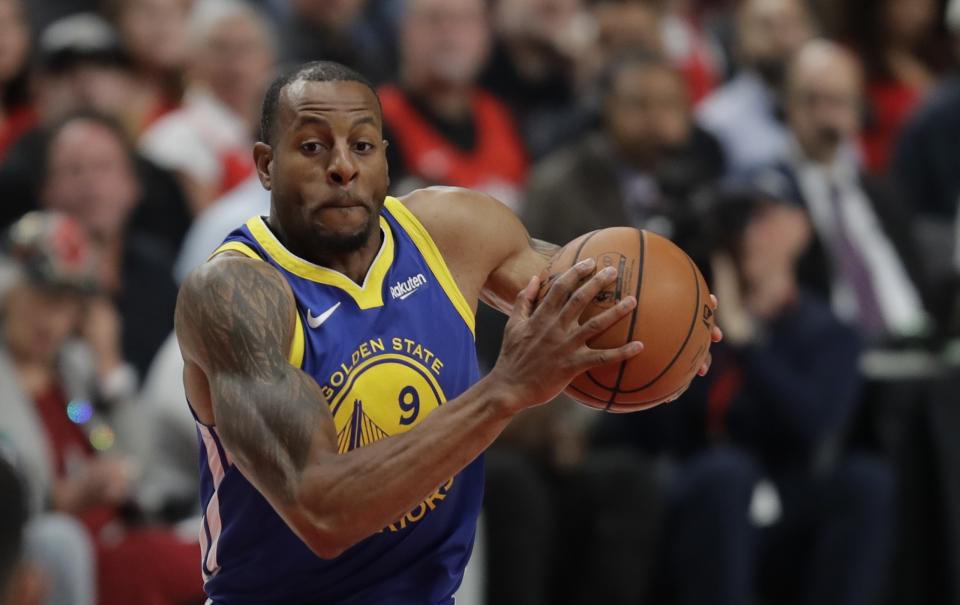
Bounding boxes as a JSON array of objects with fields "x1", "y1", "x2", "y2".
[{"x1": 259, "y1": 61, "x2": 380, "y2": 145}]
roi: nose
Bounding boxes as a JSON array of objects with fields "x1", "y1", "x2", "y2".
[{"x1": 327, "y1": 145, "x2": 359, "y2": 187}]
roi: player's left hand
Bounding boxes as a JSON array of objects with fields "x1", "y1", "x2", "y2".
[{"x1": 697, "y1": 294, "x2": 723, "y2": 377}]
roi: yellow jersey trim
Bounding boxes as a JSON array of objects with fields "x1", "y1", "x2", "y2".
[
  {"x1": 208, "y1": 241, "x2": 260, "y2": 261},
  {"x1": 288, "y1": 314, "x2": 305, "y2": 369},
  {"x1": 208, "y1": 240, "x2": 305, "y2": 368},
  {"x1": 383, "y1": 197, "x2": 475, "y2": 337},
  {"x1": 245, "y1": 215, "x2": 394, "y2": 311}
]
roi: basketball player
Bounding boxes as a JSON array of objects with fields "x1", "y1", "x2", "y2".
[{"x1": 175, "y1": 61, "x2": 721, "y2": 604}]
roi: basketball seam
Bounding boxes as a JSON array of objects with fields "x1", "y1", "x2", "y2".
[
  {"x1": 617, "y1": 254, "x2": 702, "y2": 394},
  {"x1": 568, "y1": 230, "x2": 615, "y2": 390},
  {"x1": 565, "y1": 382, "x2": 609, "y2": 405},
  {"x1": 585, "y1": 370, "x2": 615, "y2": 389},
  {"x1": 605, "y1": 229, "x2": 645, "y2": 411},
  {"x1": 607, "y1": 378, "x2": 692, "y2": 411},
  {"x1": 572, "y1": 230, "x2": 601, "y2": 264}
]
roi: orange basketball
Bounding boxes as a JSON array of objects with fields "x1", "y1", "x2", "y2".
[{"x1": 537, "y1": 228, "x2": 715, "y2": 412}]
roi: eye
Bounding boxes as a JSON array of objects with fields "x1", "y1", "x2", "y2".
[
  {"x1": 300, "y1": 142, "x2": 324, "y2": 154},
  {"x1": 354, "y1": 141, "x2": 374, "y2": 153}
]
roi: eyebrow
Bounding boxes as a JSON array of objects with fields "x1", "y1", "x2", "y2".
[
  {"x1": 350, "y1": 115, "x2": 378, "y2": 129},
  {"x1": 292, "y1": 114, "x2": 379, "y2": 130}
]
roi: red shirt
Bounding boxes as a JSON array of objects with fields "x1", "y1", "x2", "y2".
[
  {"x1": 379, "y1": 85, "x2": 528, "y2": 189},
  {"x1": 33, "y1": 385, "x2": 116, "y2": 533},
  {"x1": 0, "y1": 105, "x2": 37, "y2": 161},
  {"x1": 862, "y1": 79, "x2": 922, "y2": 174}
]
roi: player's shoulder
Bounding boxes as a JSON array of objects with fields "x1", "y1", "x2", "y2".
[
  {"x1": 178, "y1": 252, "x2": 294, "y2": 317},
  {"x1": 391, "y1": 187, "x2": 528, "y2": 294},
  {"x1": 176, "y1": 252, "x2": 297, "y2": 360},
  {"x1": 396, "y1": 186, "x2": 507, "y2": 229},
  {"x1": 395, "y1": 187, "x2": 522, "y2": 250}
]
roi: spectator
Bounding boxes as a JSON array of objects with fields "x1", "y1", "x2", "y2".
[
  {"x1": 891, "y1": 0, "x2": 960, "y2": 221},
  {"x1": 0, "y1": 211, "x2": 204, "y2": 605},
  {"x1": 0, "y1": 13, "x2": 193, "y2": 254},
  {"x1": 480, "y1": 0, "x2": 595, "y2": 159},
  {"x1": 41, "y1": 112, "x2": 180, "y2": 376},
  {"x1": 103, "y1": 0, "x2": 192, "y2": 133},
  {"x1": 0, "y1": 0, "x2": 34, "y2": 161},
  {"x1": 697, "y1": 0, "x2": 815, "y2": 175},
  {"x1": 380, "y1": 0, "x2": 528, "y2": 209},
  {"x1": 597, "y1": 188, "x2": 892, "y2": 605},
  {"x1": 778, "y1": 40, "x2": 931, "y2": 342},
  {"x1": 0, "y1": 457, "x2": 41, "y2": 605},
  {"x1": 523, "y1": 52, "x2": 724, "y2": 255},
  {"x1": 280, "y1": 0, "x2": 394, "y2": 84},
  {"x1": 139, "y1": 0, "x2": 276, "y2": 214},
  {"x1": 31, "y1": 14, "x2": 139, "y2": 132},
  {"x1": 842, "y1": 0, "x2": 953, "y2": 173},
  {"x1": 591, "y1": 0, "x2": 723, "y2": 105}
]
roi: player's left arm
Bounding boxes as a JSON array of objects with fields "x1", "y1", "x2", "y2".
[
  {"x1": 402, "y1": 186, "x2": 721, "y2": 374},
  {"x1": 400, "y1": 187, "x2": 556, "y2": 313}
]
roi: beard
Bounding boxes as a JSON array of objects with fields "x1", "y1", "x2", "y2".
[{"x1": 310, "y1": 210, "x2": 379, "y2": 254}]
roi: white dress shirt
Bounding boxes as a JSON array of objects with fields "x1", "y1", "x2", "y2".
[
  {"x1": 697, "y1": 72, "x2": 791, "y2": 176},
  {"x1": 793, "y1": 144, "x2": 927, "y2": 337}
]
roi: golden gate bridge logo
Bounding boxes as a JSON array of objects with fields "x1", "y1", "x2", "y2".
[
  {"x1": 329, "y1": 354, "x2": 447, "y2": 453},
  {"x1": 337, "y1": 399, "x2": 391, "y2": 452}
]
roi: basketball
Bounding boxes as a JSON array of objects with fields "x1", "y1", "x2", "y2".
[{"x1": 538, "y1": 228, "x2": 715, "y2": 412}]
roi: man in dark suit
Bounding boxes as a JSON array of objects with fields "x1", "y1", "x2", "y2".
[
  {"x1": 769, "y1": 39, "x2": 932, "y2": 343},
  {"x1": 776, "y1": 40, "x2": 929, "y2": 343},
  {"x1": 521, "y1": 51, "x2": 724, "y2": 260}
]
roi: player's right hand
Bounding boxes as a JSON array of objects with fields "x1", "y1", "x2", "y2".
[{"x1": 489, "y1": 258, "x2": 643, "y2": 413}]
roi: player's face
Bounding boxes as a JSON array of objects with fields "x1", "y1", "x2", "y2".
[{"x1": 262, "y1": 80, "x2": 389, "y2": 253}]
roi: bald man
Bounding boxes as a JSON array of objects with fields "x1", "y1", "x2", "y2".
[{"x1": 780, "y1": 40, "x2": 931, "y2": 342}]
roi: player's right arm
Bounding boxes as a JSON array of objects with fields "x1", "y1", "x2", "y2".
[{"x1": 176, "y1": 254, "x2": 641, "y2": 558}]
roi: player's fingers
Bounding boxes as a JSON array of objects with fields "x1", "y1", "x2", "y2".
[
  {"x1": 538, "y1": 258, "x2": 596, "y2": 314},
  {"x1": 709, "y1": 293, "x2": 719, "y2": 309},
  {"x1": 558, "y1": 265, "x2": 618, "y2": 325},
  {"x1": 575, "y1": 296, "x2": 636, "y2": 342},
  {"x1": 573, "y1": 340, "x2": 644, "y2": 373},
  {"x1": 698, "y1": 352, "x2": 713, "y2": 376},
  {"x1": 710, "y1": 325, "x2": 723, "y2": 343},
  {"x1": 512, "y1": 275, "x2": 539, "y2": 321},
  {"x1": 665, "y1": 383, "x2": 690, "y2": 404}
]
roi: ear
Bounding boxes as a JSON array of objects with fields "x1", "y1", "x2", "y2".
[
  {"x1": 253, "y1": 142, "x2": 273, "y2": 191},
  {"x1": 383, "y1": 139, "x2": 390, "y2": 189}
]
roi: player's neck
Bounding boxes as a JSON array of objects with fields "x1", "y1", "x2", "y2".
[{"x1": 266, "y1": 215, "x2": 384, "y2": 285}]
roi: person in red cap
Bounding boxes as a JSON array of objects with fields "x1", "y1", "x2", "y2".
[{"x1": 0, "y1": 211, "x2": 205, "y2": 605}]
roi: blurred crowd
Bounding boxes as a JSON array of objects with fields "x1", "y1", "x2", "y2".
[{"x1": 2, "y1": 0, "x2": 960, "y2": 604}]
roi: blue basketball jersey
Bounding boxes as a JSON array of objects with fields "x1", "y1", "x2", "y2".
[{"x1": 193, "y1": 197, "x2": 483, "y2": 604}]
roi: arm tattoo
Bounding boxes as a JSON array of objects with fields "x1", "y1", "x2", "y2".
[{"x1": 176, "y1": 259, "x2": 327, "y2": 503}]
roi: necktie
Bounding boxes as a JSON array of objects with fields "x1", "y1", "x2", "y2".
[{"x1": 826, "y1": 181, "x2": 887, "y2": 335}]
